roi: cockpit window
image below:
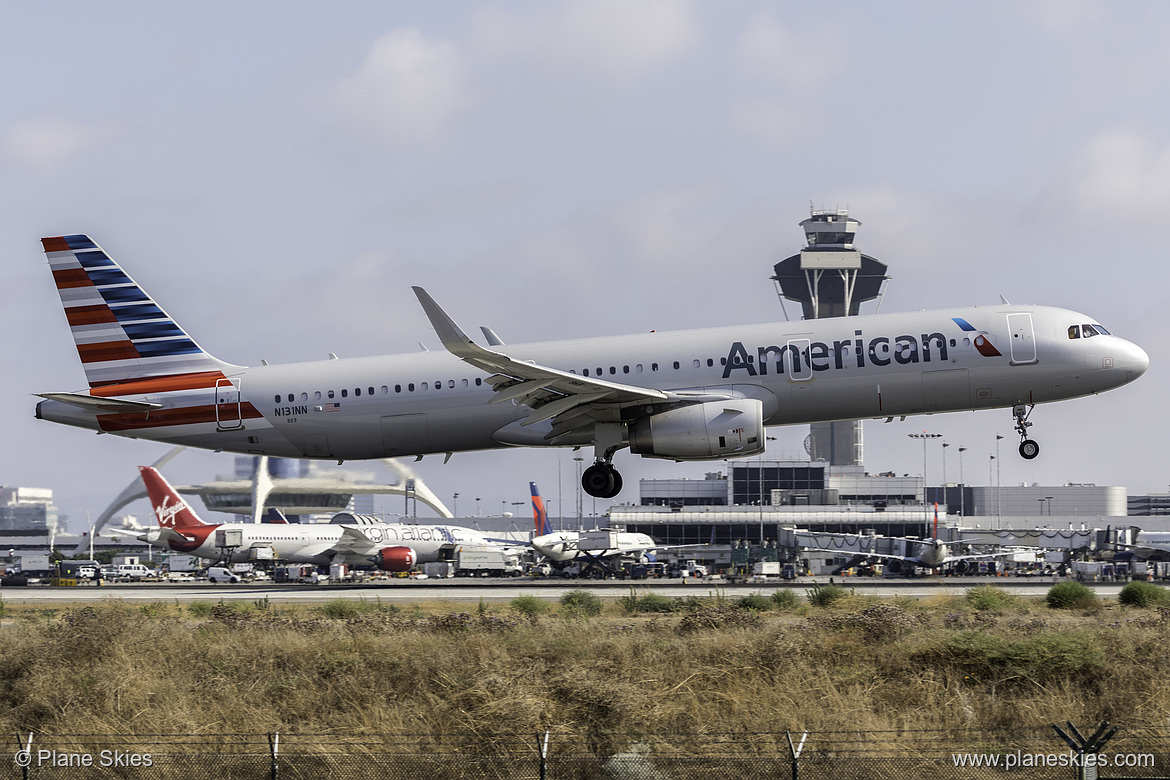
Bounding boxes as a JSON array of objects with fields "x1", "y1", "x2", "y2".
[
  {"x1": 1093, "y1": 323, "x2": 1111, "y2": 335},
  {"x1": 1082, "y1": 324, "x2": 1099, "y2": 338},
  {"x1": 1068, "y1": 325, "x2": 1080, "y2": 339}
]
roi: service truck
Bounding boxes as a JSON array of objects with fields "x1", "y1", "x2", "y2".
[{"x1": 456, "y1": 546, "x2": 523, "y2": 577}]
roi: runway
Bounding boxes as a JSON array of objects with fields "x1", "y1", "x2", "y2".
[{"x1": 0, "y1": 577, "x2": 1131, "y2": 604}]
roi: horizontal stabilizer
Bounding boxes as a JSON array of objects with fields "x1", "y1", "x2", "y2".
[{"x1": 35, "y1": 392, "x2": 162, "y2": 413}]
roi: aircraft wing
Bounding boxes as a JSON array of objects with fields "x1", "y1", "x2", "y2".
[
  {"x1": 413, "y1": 287, "x2": 736, "y2": 440},
  {"x1": 332, "y1": 526, "x2": 380, "y2": 554}
]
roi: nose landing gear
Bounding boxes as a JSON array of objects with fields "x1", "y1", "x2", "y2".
[{"x1": 1013, "y1": 404, "x2": 1039, "y2": 459}]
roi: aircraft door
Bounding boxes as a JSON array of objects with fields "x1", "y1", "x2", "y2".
[
  {"x1": 922, "y1": 368, "x2": 971, "y2": 412},
  {"x1": 785, "y1": 339, "x2": 813, "y2": 381},
  {"x1": 1006, "y1": 313, "x2": 1037, "y2": 365},
  {"x1": 380, "y1": 414, "x2": 433, "y2": 456},
  {"x1": 215, "y1": 378, "x2": 243, "y2": 430}
]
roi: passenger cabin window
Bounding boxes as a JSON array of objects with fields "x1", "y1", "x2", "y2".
[
  {"x1": 341, "y1": 389, "x2": 348, "y2": 398},
  {"x1": 328, "y1": 390, "x2": 335, "y2": 399},
  {"x1": 1069, "y1": 325, "x2": 1081, "y2": 339}
]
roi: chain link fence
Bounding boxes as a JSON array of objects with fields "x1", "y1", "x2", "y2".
[{"x1": 5, "y1": 729, "x2": 1169, "y2": 779}]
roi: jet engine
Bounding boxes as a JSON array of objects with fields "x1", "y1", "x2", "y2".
[
  {"x1": 954, "y1": 560, "x2": 971, "y2": 575},
  {"x1": 629, "y1": 399, "x2": 764, "y2": 460},
  {"x1": 375, "y1": 546, "x2": 417, "y2": 572},
  {"x1": 885, "y1": 558, "x2": 905, "y2": 575}
]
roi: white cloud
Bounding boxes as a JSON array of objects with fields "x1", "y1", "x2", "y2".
[
  {"x1": 1055, "y1": 127, "x2": 1170, "y2": 221},
  {"x1": 735, "y1": 10, "x2": 846, "y2": 90},
  {"x1": 2, "y1": 116, "x2": 120, "y2": 168},
  {"x1": 473, "y1": 0, "x2": 701, "y2": 79},
  {"x1": 611, "y1": 182, "x2": 729, "y2": 266},
  {"x1": 335, "y1": 28, "x2": 470, "y2": 143}
]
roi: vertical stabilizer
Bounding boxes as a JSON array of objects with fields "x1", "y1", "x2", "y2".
[
  {"x1": 41, "y1": 235, "x2": 236, "y2": 387},
  {"x1": 139, "y1": 466, "x2": 211, "y2": 530},
  {"x1": 530, "y1": 482, "x2": 551, "y2": 536}
]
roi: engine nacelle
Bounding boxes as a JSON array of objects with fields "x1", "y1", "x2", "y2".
[
  {"x1": 375, "y1": 546, "x2": 417, "y2": 572},
  {"x1": 954, "y1": 560, "x2": 971, "y2": 575},
  {"x1": 885, "y1": 558, "x2": 905, "y2": 575},
  {"x1": 629, "y1": 398, "x2": 764, "y2": 460}
]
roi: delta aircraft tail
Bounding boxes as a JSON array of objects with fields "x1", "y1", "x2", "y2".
[{"x1": 530, "y1": 482, "x2": 551, "y2": 536}]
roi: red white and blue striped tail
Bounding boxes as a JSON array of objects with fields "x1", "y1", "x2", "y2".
[
  {"x1": 41, "y1": 235, "x2": 234, "y2": 388},
  {"x1": 530, "y1": 482, "x2": 551, "y2": 536}
]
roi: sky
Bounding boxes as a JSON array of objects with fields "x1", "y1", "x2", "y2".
[{"x1": 3, "y1": 1, "x2": 1168, "y2": 531}]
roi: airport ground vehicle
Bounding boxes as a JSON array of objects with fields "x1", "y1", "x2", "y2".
[
  {"x1": 207, "y1": 566, "x2": 241, "y2": 584},
  {"x1": 456, "y1": 546, "x2": 524, "y2": 577}
]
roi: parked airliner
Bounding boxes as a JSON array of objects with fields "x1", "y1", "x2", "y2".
[
  {"x1": 528, "y1": 482, "x2": 659, "y2": 572},
  {"x1": 804, "y1": 504, "x2": 1006, "y2": 574},
  {"x1": 134, "y1": 466, "x2": 509, "y2": 571},
  {"x1": 35, "y1": 235, "x2": 1148, "y2": 498}
]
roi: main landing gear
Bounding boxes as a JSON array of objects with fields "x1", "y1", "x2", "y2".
[
  {"x1": 1013, "y1": 404, "x2": 1040, "y2": 460},
  {"x1": 582, "y1": 462, "x2": 623, "y2": 499},
  {"x1": 582, "y1": 423, "x2": 626, "y2": 499}
]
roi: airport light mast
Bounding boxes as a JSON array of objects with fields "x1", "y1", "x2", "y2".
[{"x1": 772, "y1": 207, "x2": 889, "y2": 466}]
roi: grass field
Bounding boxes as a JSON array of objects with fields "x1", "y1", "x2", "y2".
[{"x1": 1, "y1": 585, "x2": 1168, "y2": 748}]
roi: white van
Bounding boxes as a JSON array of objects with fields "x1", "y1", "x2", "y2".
[
  {"x1": 115, "y1": 564, "x2": 152, "y2": 580},
  {"x1": 207, "y1": 566, "x2": 241, "y2": 584}
]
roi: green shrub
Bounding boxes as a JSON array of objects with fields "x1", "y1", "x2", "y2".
[
  {"x1": 735, "y1": 593, "x2": 774, "y2": 612},
  {"x1": 1045, "y1": 581, "x2": 1097, "y2": 610},
  {"x1": 186, "y1": 601, "x2": 213, "y2": 617},
  {"x1": 771, "y1": 589, "x2": 802, "y2": 611},
  {"x1": 318, "y1": 597, "x2": 397, "y2": 619},
  {"x1": 510, "y1": 595, "x2": 550, "y2": 616},
  {"x1": 1119, "y1": 580, "x2": 1170, "y2": 608},
  {"x1": 560, "y1": 588, "x2": 602, "y2": 618},
  {"x1": 806, "y1": 583, "x2": 849, "y2": 607},
  {"x1": 965, "y1": 585, "x2": 1020, "y2": 613},
  {"x1": 629, "y1": 592, "x2": 679, "y2": 613}
]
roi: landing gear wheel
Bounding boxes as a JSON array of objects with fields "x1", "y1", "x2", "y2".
[
  {"x1": 1019, "y1": 439, "x2": 1040, "y2": 460},
  {"x1": 582, "y1": 463, "x2": 622, "y2": 499}
]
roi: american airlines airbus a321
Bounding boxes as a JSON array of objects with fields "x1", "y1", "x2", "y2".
[{"x1": 35, "y1": 235, "x2": 1148, "y2": 498}]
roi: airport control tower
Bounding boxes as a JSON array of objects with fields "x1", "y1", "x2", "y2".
[{"x1": 771, "y1": 208, "x2": 889, "y2": 466}]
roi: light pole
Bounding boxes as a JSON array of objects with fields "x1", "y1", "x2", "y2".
[
  {"x1": 1045, "y1": 496, "x2": 1054, "y2": 516},
  {"x1": 453, "y1": 492, "x2": 459, "y2": 518},
  {"x1": 958, "y1": 446, "x2": 967, "y2": 517},
  {"x1": 989, "y1": 454, "x2": 996, "y2": 527},
  {"x1": 935, "y1": 439, "x2": 945, "y2": 488},
  {"x1": 574, "y1": 456, "x2": 584, "y2": 532},
  {"x1": 908, "y1": 432, "x2": 942, "y2": 531},
  {"x1": 995, "y1": 434, "x2": 1003, "y2": 528}
]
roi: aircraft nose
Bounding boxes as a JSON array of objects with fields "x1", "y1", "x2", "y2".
[{"x1": 1123, "y1": 339, "x2": 1150, "y2": 379}]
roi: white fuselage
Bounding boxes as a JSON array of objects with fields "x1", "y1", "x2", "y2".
[
  {"x1": 142, "y1": 521, "x2": 498, "y2": 567},
  {"x1": 38, "y1": 304, "x2": 1148, "y2": 462},
  {"x1": 531, "y1": 531, "x2": 658, "y2": 563}
]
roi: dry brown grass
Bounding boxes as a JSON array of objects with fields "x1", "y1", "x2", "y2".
[{"x1": 0, "y1": 595, "x2": 1166, "y2": 751}]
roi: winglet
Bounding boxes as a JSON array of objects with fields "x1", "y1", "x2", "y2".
[{"x1": 412, "y1": 287, "x2": 481, "y2": 359}]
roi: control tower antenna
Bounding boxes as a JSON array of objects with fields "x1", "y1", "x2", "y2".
[{"x1": 770, "y1": 206, "x2": 890, "y2": 467}]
